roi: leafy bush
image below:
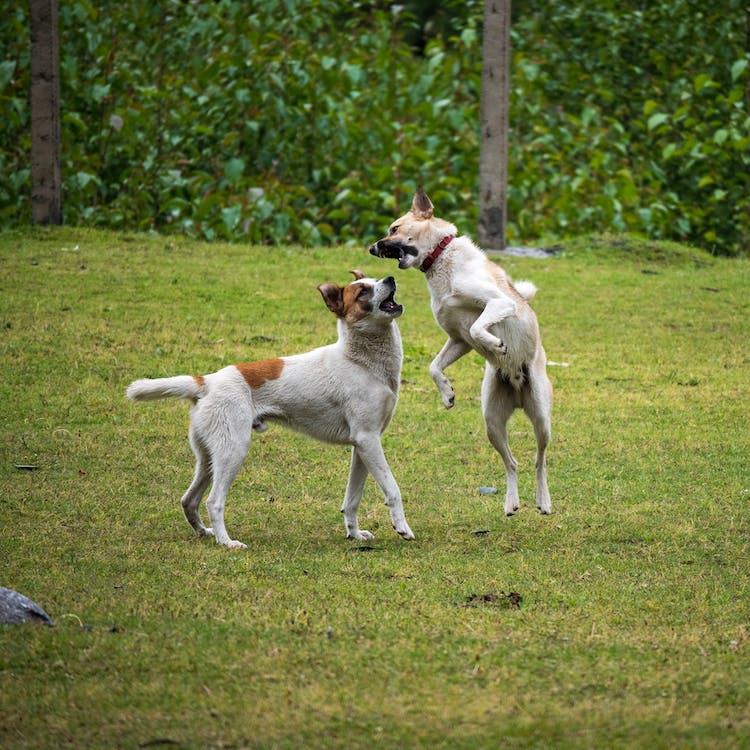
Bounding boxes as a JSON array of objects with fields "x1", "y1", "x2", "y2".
[
  {"x1": 508, "y1": 0, "x2": 749, "y2": 254},
  {"x1": 1, "y1": 0, "x2": 747, "y2": 254}
]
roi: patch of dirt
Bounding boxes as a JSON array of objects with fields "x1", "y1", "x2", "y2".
[{"x1": 463, "y1": 591, "x2": 523, "y2": 609}]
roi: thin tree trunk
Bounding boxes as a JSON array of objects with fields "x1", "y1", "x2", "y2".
[
  {"x1": 478, "y1": 0, "x2": 510, "y2": 250},
  {"x1": 745, "y1": 5, "x2": 750, "y2": 253},
  {"x1": 30, "y1": 0, "x2": 62, "y2": 225}
]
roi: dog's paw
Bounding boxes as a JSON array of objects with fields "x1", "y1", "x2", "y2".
[
  {"x1": 440, "y1": 389, "x2": 455, "y2": 409},
  {"x1": 431, "y1": 370, "x2": 455, "y2": 409},
  {"x1": 347, "y1": 529, "x2": 375, "y2": 541},
  {"x1": 224, "y1": 539, "x2": 248, "y2": 550},
  {"x1": 393, "y1": 522, "x2": 415, "y2": 541},
  {"x1": 504, "y1": 497, "x2": 519, "y2": 516},
  {"x1": 536, "y1": 487, "x2": 552, "y2": 515},
  {"x1": 198, "y1": 527, "x2": 214, "y2": 538}
]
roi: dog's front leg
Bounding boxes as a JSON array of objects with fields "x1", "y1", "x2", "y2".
[
  {"x1": 354, "y1": 435, "x2": 415, "y2": 541},
  {"x1": 341, "y1": 447, "x2": 374, "y2": 540},
  {"x1": 429, "y1": 338, "x2": 472, "y2": 409},
  {"x1": 469, "y1": 296, "x2": 516, "y2": 356}
]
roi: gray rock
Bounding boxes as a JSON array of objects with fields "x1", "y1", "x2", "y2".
[
  {"x1": 498, "y1": 246, "x2": 561, "y2": 258},
  {"x1": 0, "y1": 586, "x2": 54, "y2": 626}
]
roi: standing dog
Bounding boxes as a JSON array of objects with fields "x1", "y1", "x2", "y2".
[
  {"x1": 126, "y1": 271, "x2": 415, "y2": 548},
  {"x1": 370, "y1": 188, "x2": 552, "y2": 516}
]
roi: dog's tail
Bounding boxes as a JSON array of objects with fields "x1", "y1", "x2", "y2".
[
  {"x1": 126, "y1": 375, "x2": 205, "y2": 402},
  {"x1": 513, "y1": 280, "x2": 537, "y2": 301}
]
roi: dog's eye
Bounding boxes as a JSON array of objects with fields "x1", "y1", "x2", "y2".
[
  {"x1": 389, "y1": 226, "x2": 398, "y2": 235},
  {"x1": 357, "y1": 287, "x2": 370, "y2": 299}
]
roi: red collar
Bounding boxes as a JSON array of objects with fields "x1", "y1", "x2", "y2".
[{"x1": 419, "y1": 234, "x2": 455, "y2": 273}]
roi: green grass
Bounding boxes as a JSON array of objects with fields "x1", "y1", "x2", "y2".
[{"x1": 1, "y1": 227, "x2": 749, "y2": 749}]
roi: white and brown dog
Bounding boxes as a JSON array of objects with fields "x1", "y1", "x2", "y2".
[
  {"x1": 126, "y1": 271, "x2": 414, "y2": 549},
  {"x1": 370, "y1": 188, "x2": 553, "y2": 516}
]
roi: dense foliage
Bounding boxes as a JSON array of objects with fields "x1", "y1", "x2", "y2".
[{"x1": 1, "y1": 0, "x2": 748, "y2": 253}]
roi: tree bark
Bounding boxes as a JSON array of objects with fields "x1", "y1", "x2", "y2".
[
  {"x1": 478, "y1": 0, "x2": 510, "y2": 250},
  {"x1": 30, "y1": 0, "x2": 62, "y2": 225}
]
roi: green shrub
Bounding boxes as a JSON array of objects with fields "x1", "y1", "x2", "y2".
[
  {"x1": 1, "y1": 1, "x2": 747, "y2": 253},
  {"x1": 508, "y1": 1, "x2": 749, "y2": 254}
]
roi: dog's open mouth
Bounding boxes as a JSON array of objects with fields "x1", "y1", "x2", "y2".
[
  {"x1": 379, "y1": 290, "x2": 403, "y2": 316},
  {"x1": 370, "y1": 240, "x2": 419, "y2": 269}
]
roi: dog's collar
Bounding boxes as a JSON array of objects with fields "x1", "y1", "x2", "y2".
[{"x1": 419, "y1": 235, "x2": 455, "y2": 273}]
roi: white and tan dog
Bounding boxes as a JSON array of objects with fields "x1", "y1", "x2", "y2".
[
  {"x1": 370, "y1": 188, "x2": 552, "y2": 516},
  {"x1": 126, "y1": 271, "x2": 414, "y2": 549}
]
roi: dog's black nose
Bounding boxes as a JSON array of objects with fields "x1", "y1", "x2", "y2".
[
  {"x1": 384, "y1": 276, "x2": 395, "y2": 285},
  {"x1": 369, "y1": 243, "x2": 380, "y2": 256}
]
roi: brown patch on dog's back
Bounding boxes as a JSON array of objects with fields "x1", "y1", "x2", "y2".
[
  {"x1": 236, "y1": 359, "x2": 285, "y2": 388},
  {"x1": 193, "y1": 375, "x2": 206, "y2": 388}
]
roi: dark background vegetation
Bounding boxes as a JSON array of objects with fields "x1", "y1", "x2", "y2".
[{"x1": 1, "y1": 0, "x2": 748, "y2": 254}]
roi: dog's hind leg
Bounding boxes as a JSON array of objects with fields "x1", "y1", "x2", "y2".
[
  {"x1": 198, "y1": 402, "x2": 253, "y2": 549},
  {"x1": 531, "y1": 417, "x2": 551, "y2": 515},
  {"x1": 354, "y1": 435, "x2": 415, "y2": 541},
  {"x1": 523, "y1": 372, "x2": 553, "y2": 514},
  {"x1": 341, "y1": 447, "x2": 373, "y2": 541},
  {"x1": 181, "y1": 424, "x2": 213, "y2": 537},
  {"x1": 481, "y1": 364, "x2": 520, "y2": 515}
]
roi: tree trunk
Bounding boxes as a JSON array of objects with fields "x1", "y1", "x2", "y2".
[
  {"x1": 30, "y1": 0, "x2": 62, "y2": 225},
  {"x1": 478, "y1": 0, "x2": 510, "y2": 250}
]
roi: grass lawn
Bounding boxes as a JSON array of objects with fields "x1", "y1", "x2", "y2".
[{"x1": 1, "y1": 227, "x2": 748, "y2": 749}]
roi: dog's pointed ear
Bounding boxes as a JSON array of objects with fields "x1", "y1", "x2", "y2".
[
  {"x1": 349, "y1": 269, "x2": 366, "y2": 280},
  {"x1": 411, "y1": 187, "x2": 434, "y2": 219},
  {"x1": 317, "y1": 283, "x2": 345, "y2": 317}
]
